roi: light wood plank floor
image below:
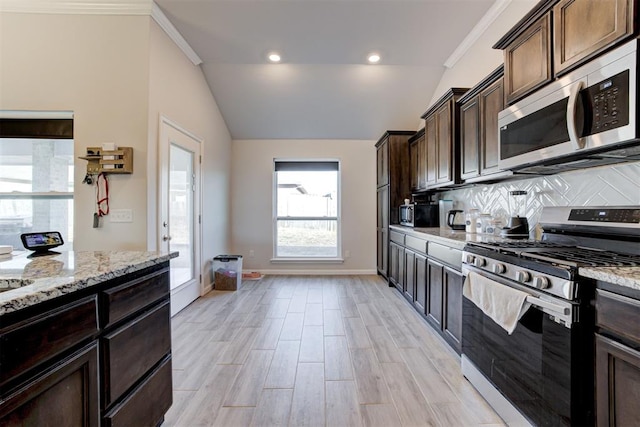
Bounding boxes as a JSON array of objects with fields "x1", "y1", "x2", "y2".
[{"x1": 162, "y1": 275, "x2": 505, "y2": 427}]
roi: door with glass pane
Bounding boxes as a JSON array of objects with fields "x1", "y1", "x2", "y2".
[{"x1": 159, "y1": 118, "x2": 201, "y2": 316}]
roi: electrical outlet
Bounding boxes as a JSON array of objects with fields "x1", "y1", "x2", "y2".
[
  {"x1": 249, "y1": 250, "x2": 255, "y2": 258},
  {"x1": 110, "y1": 209, "x2": 133, "y2": 223},
  {"x1": 345, "y1": 250, "x2": 351, "y2": 258}
]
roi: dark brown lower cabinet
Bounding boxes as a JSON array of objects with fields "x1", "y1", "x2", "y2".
[
  {"x1": 0, "y1": 342, "x2": 99, "y2": 427},
  {"x1": 0, "y1": 264, "x2": 172, "y2": 427},
  {"x1": 596, "y1": 287, "x2": 640, "y2": 426},
  {"x1": 414, "y1": 254, "x2": 427, "y2": 313},
  {"x1": 426, "y1": 259, "x2": 444, "y2": 329},
  {"x1": 596, "y1": 334, "x2": 640, "y2": 426},
  {"x1": 404, "y1": 249, "x2": 416, "y2": 301},
  {"x1": 389, "y1": 242, "x2": 402, "y2": 291},
  {"x1": 443, "y1": 267, "x2": 463, "y2": 352}
]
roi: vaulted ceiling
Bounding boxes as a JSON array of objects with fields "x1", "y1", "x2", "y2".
[{"x1": 155, "y1": 0, "x2": 498, "y2": 140}]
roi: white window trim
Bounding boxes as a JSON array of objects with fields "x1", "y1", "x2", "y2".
[{"x1": 272, "y1": 158, "x2": 342, "y2": 262}]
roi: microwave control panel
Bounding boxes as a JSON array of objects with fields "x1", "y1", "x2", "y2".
[{"x1": 583, "y1": 70, "x2": 630, "y2": 136}]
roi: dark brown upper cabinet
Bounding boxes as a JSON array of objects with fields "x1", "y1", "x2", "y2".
[
  {"x1": 502, "y1": 12, "x2": 552, "y2": 104},
  {"x1": 554, "y1": 0, "x2": 635, "y2": 75},
  {"x1": 420, "y1": 88, "x2": 468, "y2": 189},
  {"x1": 459, "y1": 66, "x2": 510, "y2": 183},
  {"x1": 408, "y1": 128, "x2": 426, "y2": 192},
  {"x1": 495, "y1": 0, "x2": 637, "y2": 105}
]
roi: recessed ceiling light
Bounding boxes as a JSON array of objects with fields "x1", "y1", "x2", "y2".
[
  {"x1": 368, "y1": 53, "x2": 381, "y2": 64},
  {"x1": 268, "y1": 53, "x2": 281, "y2": 63}
]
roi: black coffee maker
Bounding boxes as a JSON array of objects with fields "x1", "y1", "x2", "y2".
[{"x1": 500, "y1": 190, "x2": 530, "y2": 239}]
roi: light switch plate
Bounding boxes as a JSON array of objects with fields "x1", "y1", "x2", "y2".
[{"x1": 110, "y1": 209, "x2": 133, "y2": 223}]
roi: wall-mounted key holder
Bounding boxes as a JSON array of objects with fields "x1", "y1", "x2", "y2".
[{"x1": 79, "y1": 146, "x2": 133, "y2": 174}]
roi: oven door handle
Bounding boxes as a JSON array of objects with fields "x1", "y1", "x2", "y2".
[{"x1": 525, "y1": 295, "x2": 570, "y2": 316}]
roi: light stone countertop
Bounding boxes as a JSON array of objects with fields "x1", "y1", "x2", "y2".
[
  {"x1": 0, "y1": 250, "x2": 178, "y2": 315},
  {"x1": 389, "y1": 225, "x2": 514, "y2": 251},
  {"x1": 390, "y1": 225, "x2": 640, "y2": 293},
  {"x1": 579, "y1": 267, "x2": 640, "y2": 292}
]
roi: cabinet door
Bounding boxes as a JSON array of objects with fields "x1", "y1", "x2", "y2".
[
  {"x1": 389, "y1": 242, "x2": 400, "y2": 289},
  {"x1": 414, "y1": 254, "x2": 427, "y2": 313},
  {"x1": 418, "y1": 134, "x2": 427, "y2": 190},
  {"x1": 425, "y1": 115, "x2": 437, "y2": 186},
  {"x1": 426, "y1": 259, "x2": 444, "y2": 329},
  {"x1": 436, "y1": 103, "x2": 452, "y2": 184},
  {"x1": 404, "y1": 250, "x2": 416, "y2": 301},
  {"x1": 0, "y1": 343, "x2": 99, "y2": 427},
  {"x1": 504, "y1": 12, "x2": 552, "y2": 104},
  {"x1": 376, "y1": 141, "x2": 389, "y2": 187},
  {"x1": 376, "y1": 186, "x2": 389, "y2": 276},
  {"x1": 460, "y1": 97, "x2": 480, "y2": 180},
  {"x1": 409, "y1": 141, "x2": 419, "y2": 191},
  {"x1": 596, "y1": 333, "x2": 640, "y2": 427},
  {"x1": 480, "y1": 77, "x2": 504, "y2": 175},
  {"x1": 443, "y1": 267, "x2": 463, "y2": 353},
  {"x1": 554, "y1": 0, "x2": 633, "y2": 75},
  {"x1": 397, "y1": 246, "x2": 406, "y2": 294}
]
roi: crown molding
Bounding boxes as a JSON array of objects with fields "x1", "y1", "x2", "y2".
[
  {"x1": 0, "y1": 0, "x2": 203, "y2": 66},
  {"x1": 0, "y1": 0, "x2": 152, "y2": 15},
  {"x1": 151, "y1": 2, "x2": 202, "y2": 66},
  {"x1": 444, "y1": 0, "x2": 512, "y2": 69}
]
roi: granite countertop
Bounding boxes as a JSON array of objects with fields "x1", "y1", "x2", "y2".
[
  {"x1": 389, "y1": 225, "x2": 512, "y2": 251},
  {"x1": 579, "y1": 267, "x2": 640, "y2": 292},
  {"x1": 390, "y1": 225, "x2": 640, "y2": 293},
  {"x1": 0, "y1": 250, "x2": 178, "y2": 315}
]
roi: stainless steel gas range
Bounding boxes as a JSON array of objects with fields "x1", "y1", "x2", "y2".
[{"x1": 461, "y1": 206, "x2": 640, "y2": 426}]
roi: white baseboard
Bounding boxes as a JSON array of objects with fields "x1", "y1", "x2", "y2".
[{"x1": 245, "y1": 269, "x2": 377, "y2": 275}]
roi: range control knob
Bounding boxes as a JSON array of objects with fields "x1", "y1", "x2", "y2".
[
  {"x1": 464, "y1": 254, "x2": 475, "y2": 264},
  {"x1": 473, "y1": 257, "x2": 486, "y2": 268},
  {"x1": 533, "y1": 276, "x2": 550, "y2": 289},
  {"x1": 492, "y1": 263, "x2": 506, "y2": 274},
  {"x1": 516, "y1": 271, "x2": 531, "y2": 283}
]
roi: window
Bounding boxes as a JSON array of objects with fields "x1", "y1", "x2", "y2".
[
  {"x1": 274, "y1": 160, "x2": 340, "y2": 259},
  {"x1": 0, "y1": 114, "x2": 74, "y2": 250}
]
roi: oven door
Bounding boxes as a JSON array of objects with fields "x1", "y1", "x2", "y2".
[{"x1": 461, "y1": 265, "x2": 594, "y2": 426}]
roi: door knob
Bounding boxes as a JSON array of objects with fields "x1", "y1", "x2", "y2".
[{"x1": 162, "y1": 235, "x2": 172, "y2": 241}]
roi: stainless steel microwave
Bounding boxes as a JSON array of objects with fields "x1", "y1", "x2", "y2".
[
  {"x1": 498, "y1": 39, "x2": 640, "y2": 173},
  {"x1": 399, "y1": 204, "x2": 439, "y2": 227}
]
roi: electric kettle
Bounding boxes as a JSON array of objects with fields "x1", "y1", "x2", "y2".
[{"x1": 447, "y1": 210, "x2": 465, "y2": 230}]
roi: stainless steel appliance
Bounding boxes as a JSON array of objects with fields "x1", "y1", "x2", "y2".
[
  {"x1": 500, "y1": 190, "x2": 529, "y2": 238},
  {"x1": 399, "y1": 203, "x2": 439, "y2": 227},
  {"x1": 498, "y1": 39, "x2": 640, "y2": 174},
  {"x1": 462, "y1": 206, "x2": 640, "y2": 426}
]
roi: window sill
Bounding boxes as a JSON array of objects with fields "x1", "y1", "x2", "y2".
[{"x1": 270, "y1": 257, "x2": 344, "y2": 264}]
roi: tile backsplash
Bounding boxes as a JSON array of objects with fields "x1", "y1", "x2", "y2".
[{"x1": 439, "y1": 162, "x2": 640, "y2": 238}]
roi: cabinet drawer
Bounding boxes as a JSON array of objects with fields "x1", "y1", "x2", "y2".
[
  {"x1": 104, "y1": 355, "x2": 172, "y2": 427},
  {"x1": 596, "y1": 289, "x2": 640, "y2": 343},
  {"x1": 405, "y1": 235, "x2": 427, "y2": 254},
  {"x1": 0, "y1": 295, "x2": 98, "y2": 385},
  {"x1": 102, "y1": 301, "x2": 171, "y2": 406},
  {"x1": 101, "y1": 268, "x2": 169, "y2": 328},
  {"x1": 389, "y1": 230, "x2": 405, "y2": 245},
  {"x1": 428, "y1": 243, "x2": 462, "y2": 270}
]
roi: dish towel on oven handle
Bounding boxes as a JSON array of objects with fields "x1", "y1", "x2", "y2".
[{"x1": 463, "y1": 271, "x2": 532, "y2": 334}]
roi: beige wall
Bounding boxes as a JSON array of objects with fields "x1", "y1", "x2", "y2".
[
  {"x1": 0, "y1": 13, "x2": 151, "y2": 250},
  {"x1": 231, "y1": 139, "x2": 376, "y2": 273},
  {"x1": 147, "y1": 21, "x2": 232, "y2": 285}
]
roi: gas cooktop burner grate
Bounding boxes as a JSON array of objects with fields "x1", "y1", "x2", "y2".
[{"x1": 465, "y1": 241, "x2": 640, "y2": 267}]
